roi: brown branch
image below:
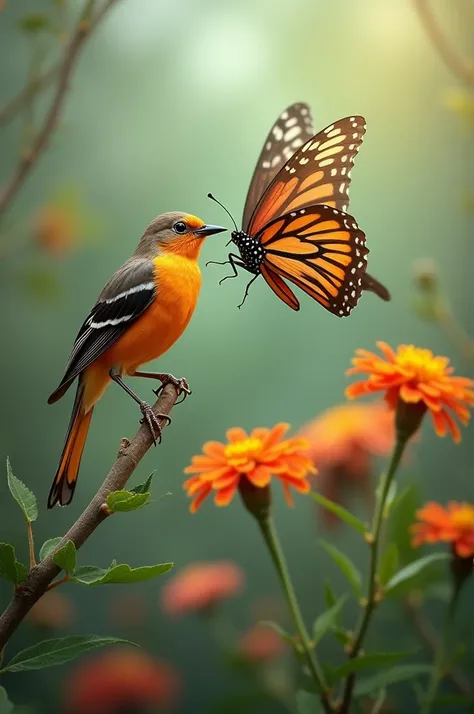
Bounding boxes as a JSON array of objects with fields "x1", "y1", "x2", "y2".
[
  {"x1": 404, "y1": 597, "x2": 474, "y2": 700},
  {"x1": 0, "y1": 65, "x2": 59, "y2": 127},
  {"x1": 0, "y1": 383, "x2": 179, "y2": 653},
  {"x1": 0, "y1": 0, "x2": 120, "y2": 221},
  {"x1": 414, "y1": 0, "x2": 474, "y2": 86}
]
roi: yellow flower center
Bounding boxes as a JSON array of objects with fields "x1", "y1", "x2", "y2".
[
  {"x1": 396, "y1": 345, "x2": 448, "y2": 382},
  {"x1": 224, "y1": 438, "x2": 262, "y2": 462},
  {"x1": 451, "y1": 506, "x2": 474, "y2": 533}
]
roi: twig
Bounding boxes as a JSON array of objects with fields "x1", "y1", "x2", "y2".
[
  {"x1": 46, "y1": 575, "x2": 70, "y2": 592},
  {"x1": 0, "y1": 0, "x2": 120, "y2": 221},
  {"x1": 26, "y1": 521, "x2": 36, "y2": 570},
  {"x1": 404, "y1": 597, "x2": 474, "y2": 700},
  {"x1": 414, "y1": 0, "x2": 474, "y2": 86},
  {"x1": 0, "y1": 383, "x2": 179, "y2": 652}
]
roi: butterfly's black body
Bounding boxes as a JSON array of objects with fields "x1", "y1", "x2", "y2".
[{"x1": 231, "y1": 231, "x2": 265, "y2": 274}]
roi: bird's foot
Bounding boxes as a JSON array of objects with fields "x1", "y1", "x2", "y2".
[
  {"x1": 153, "y1": 374, "x2": 191, "y2": 405},
  {"x1": 139, "y1": 402, "x2": 171, "y2": 445}
]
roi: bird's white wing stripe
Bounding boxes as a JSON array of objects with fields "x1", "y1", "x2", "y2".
[
  {"x1": 90, "y1": 314, "x2": 135, "y2": 328},
  {"x1": 104, "y1": 281, "x2": 155, "y2": 304}
]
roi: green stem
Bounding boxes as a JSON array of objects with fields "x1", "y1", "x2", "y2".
[
  {"x1": 340, "y1": 434, "x2": 409, "y2": 713},
  {"x1": 257, "y1": 514, "x2": 333, "y2": 714},
  {"x1": 421, "y1": 582, "x2": 462, "y2": 714}
]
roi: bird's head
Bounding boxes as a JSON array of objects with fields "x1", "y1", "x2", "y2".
[{"x1": 136, "y1": 212, "x2": 226, "y2": 260}]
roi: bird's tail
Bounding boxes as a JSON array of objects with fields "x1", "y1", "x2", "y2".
[
  {"x1": 48, "y1": 382, "x2": 93, "y2": 508},
  {"x1": 362, "y1": 272, "x2": 391, "y2": 302}
]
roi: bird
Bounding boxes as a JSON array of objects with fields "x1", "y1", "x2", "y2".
[
  {"x1": 47, "y1": 212, "x2": 226, "y2": 508},
  {"x1": 208, "y1": 102, "x2": 390, "y2": 314}
]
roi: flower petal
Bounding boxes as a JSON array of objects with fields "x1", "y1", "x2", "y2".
[
  {"x1": 214, "y1": 482, "x2": 238, "y2": 507},
  {"x1": 190, "y1": 484, "x2": 212, "y2": 513},
  {"x1": 226, "y1": 427, "x2": 248, "y2": 443}
]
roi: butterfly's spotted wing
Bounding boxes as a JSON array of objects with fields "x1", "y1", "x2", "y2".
[
  {"x1": 248, "y1": 116, "x2": 366, "y2": 236},
  {"x1": 242, "y1": 103, "x2": 314, "y2": 232},
  {"x1": 258, "y1": 205, "x2": 368, "y2": 316}
]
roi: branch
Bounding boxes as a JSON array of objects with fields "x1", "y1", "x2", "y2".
[
  {"x1": 414, "y1": 0, "x2": 474, "y2": 86},
  {"x1": 0, "y1": 65, "x2": 59, "y2": 127},
  {"x1": 404, "y1": 597, "x2": 474, "y2": 700},
  {"x1": 0, "y1": 0, "x2": 120, "y2": 220},
  {"x1": 0, "y1": 383, "x2": 179, "y2": 653}
]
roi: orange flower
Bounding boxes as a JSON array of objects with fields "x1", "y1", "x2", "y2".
[
  {"x1": 65, "y1": 648, "x2": 179, "y2": 713},
  {"x1": 346, "y1": 342, "x2": 474, "y2": 442},
  {"x1": 411, "y1": 502, "x2": 474, "y2": 558},
  {"x1": 298, "y1": 402, "x2": 395, "y2": 527},
  {"x1": 239, "y1": 624, "x2": 285, "y2": 662},
  {"x1": 34, "y1": 204, "x2": 79, "y2": 257},
  {"x1": 26, "y1": 591, "x2": 74, "y2": 630},
  {"x1": 184, "y1": 423, "x2": 315, "y2": 512},
  {"x1": 161, "y1": 561, "x2": 244, "y2": 615}
]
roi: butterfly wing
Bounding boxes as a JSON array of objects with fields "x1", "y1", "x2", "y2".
[
  {"x1": 242, "y1": 103, "x2": 314, "y2": 232},
  {"x1": 248, "y1": 116, "x2": 366, "y2": 235},
  {"x1": 258, "y1": 205, "x2": 368, "y2": 317}
]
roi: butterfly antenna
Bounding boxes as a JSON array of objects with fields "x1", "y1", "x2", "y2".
[{"x1": 207, "y1": 193, "x2": 238, "y2": 232}]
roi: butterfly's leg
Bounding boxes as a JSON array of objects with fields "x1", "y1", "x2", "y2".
[
  {"x1": 237, "y1": 273, "x2": 259, "y2": 309},
  {"x1": 207, "y1": 253, "x2": 248, "y2": 285}
]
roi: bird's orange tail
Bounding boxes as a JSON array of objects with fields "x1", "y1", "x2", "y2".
[{"x1": 48, "y1": 384, "x2": 93, "y2": 508}]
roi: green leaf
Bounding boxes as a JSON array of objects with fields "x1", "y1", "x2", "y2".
[
  {"x1": 388, "y1": 484, "x2": 421, "y2": 565},
  {"x1": 258, "y1": 621, "x2": 297, "y2": 649},
  {"x1": 323, "y1": 579, "x2": 337, "y2": 609},
  {"x1": 379, "y1": 543, "x2": 399, "y2": 585},
  {"x1": 130, "y1": 471, "x2": 155, "y2": 494},
  {"x1": 0, "y1": 543, "x2": 28, "y2": 585},
  {"x1": 106, "y1": 490, "x2": 150, "y2": 513},
  {"x1": 72, "y1": 562, "x2": 173, "y2": 585},
  {"x1": 313, "y1": 596, "x2": 348, "y2": 645},
  {"x1": 355, "y1": 664, "x2": 431, "y2": 696},
  {"x1": 0, "y1": 635, "x2": 134, "y2": 673},
  {"x1": 52, "y1": 541, "x2": 77, "y2": 574},
  {"x1": 39, "y1": 537, "x2": 63, "y2": 562},
  {"x1": 6, "y1": 458, "x2": 38, "y2": 522},
  {"x1": 385, "y1": 553, "x2": 449, "y2": 597},
  {"x1": 0, "y1": 687, "x2": 14, "y2": 714},
  {"x1": 18, "y1": 14, "x2": 50, "y2": 34},
  {"x1": 331, "y1": 651, "x2": 413, "y2": 681},
  {"x1": 383, "y1": 480, "x2": 398, "y2": 518},
  {"x1": 310, "y1": 492, "x2": 365, "y2": 534},
  {"x1": 296, "y1": 690, "x2": 323, "y2": 714},
  {"x1": 320, "y1": 541, "x2": 362, "y2": 597}
]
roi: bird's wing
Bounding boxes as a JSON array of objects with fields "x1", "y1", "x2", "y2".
[{"x1": 48, "y1": 259, "x2": 156, "y2": 403}]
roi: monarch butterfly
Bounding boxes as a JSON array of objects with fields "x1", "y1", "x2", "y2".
[{"x1": 208, "y1": 102, "x2": 390, "y2": 316}]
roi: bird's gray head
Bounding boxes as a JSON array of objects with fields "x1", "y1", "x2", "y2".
[{"x1": 135, "y1": 211, "x2": 226, "y2": 259}]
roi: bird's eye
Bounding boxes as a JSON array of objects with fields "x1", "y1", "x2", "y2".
[{"x1": 173, "y1": 221, "x2": 187, "y2": 234}]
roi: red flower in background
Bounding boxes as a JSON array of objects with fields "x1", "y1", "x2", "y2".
[
  {"x1": 161, "y1": 561, "x2": 244, "y2": 616},
  {"x1": 239, "y1": 624, "x2": 285, "y2": 662},
  {"x1": 411, "y1": 502, "x2": 474, "y2": 558},
  {"x1": 26, "y1": 591, "x2": 74, "y2": 630},
  {"x1": 298, "y1": 402, "x2": 395, "y2": 527},
  {"x1": 65, "y1": 648, "x2": 179, "y2": 714}
]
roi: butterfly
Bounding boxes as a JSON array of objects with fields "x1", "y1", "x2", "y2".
[{"x1": 208, "y1": 102, "x2": 390, "y2": 316}]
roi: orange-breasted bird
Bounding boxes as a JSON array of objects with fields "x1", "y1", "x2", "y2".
[{"x1": 47, "y1": 212, "x2": 226, "y2": 508}]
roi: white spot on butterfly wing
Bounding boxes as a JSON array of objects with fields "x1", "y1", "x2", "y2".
[
  {"x1": 273, "y1": 126, "x2": 283, "y2": 141},
  {"x1": 284, "y1": 126, "x2": 302, "y2": 142}
]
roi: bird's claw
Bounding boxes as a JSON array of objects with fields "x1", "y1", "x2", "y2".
[
  {"x1": 153, "y1": 374, "x2": 192, "y2": 405},
  {"x1": 139, "y1": 402, "x2": 171, "y2": 445}
]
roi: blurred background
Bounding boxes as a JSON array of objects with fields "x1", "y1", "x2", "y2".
[{"x1": 0, "y1": 0, "x2": 473, "y2": 712}]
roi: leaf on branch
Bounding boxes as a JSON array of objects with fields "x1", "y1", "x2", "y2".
[
  {"x1": 72, "y1": 562, "x2": 173, "y2": 586},
  {"x1": 382, "y1": 480, "x2": 398, "y2": 518},
  {"x1": 323, "y1": 579, "x2": 337, "y2": 609},
  {"x1": 384, "y1": 553, "x2": 449, "y2": 597},
  {"x1": 319, "y1": 541, "x2": 362, "y2": 597},
  {"x1": 388, "y1": 484, "x2": 421, "y2": 565},
  {"x1": 0, "y1": 543, "x2": 28, "y2": 585},
  {"x1": 331, "y1": 651, "x2": 414, "y2": 681},
  {"x1": 18, "y1": 13, "x2": 50, "y2": 34},
  {"x1": 310, "y1": 492, "x2": 365, "y2": 534},
  {"x1": 0, "y1": 635, "x2": 135, "y2": 673},
  {"x1": 130, "y1": 471, "x2": 155, "y2": 494},
  {"x1": 312, "y1": 595, "x2": 348, "y2": 645},
  {"x1": 39, "y1": 537, "x2": 63, "y2": 561},
  {"x1": 378, "y1": 543, "x2": 399, "y2": 586},
  {"x1": 355, "y1": 664, "x2": 432, "y2": 696},
  {"x1": 0, "y1": 686, "x2": 14, "y2": 714},
  {"x1": 52, "y1": 541, "x2": 77, "y2": 574},
  {"x1": 6, "y1": 458, "x2": 38, "y2": 522},
  {"x1": 105, "y1": 490, "x2": 150, "y2": 513},
  {"x1": 296, "y1": 690, "x2": 323, "y2": 714}
]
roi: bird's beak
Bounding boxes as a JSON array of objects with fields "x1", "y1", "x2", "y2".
[{"x1": 195, "y1": 224, "x2": 227, "y2": 237}]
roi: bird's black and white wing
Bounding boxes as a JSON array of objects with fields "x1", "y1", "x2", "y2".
[
  {"x1": 48, "y1": 259, "x2": 156, "y2": 403},
  {"x1": 242, "y1": 103, "x2": 314, "y2": 232}
]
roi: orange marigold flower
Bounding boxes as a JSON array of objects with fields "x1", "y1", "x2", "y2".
[
  {"x1": 184, "y1": 423, "x2": 315, "y2": 512},
  {"x1": 34, "y1": 204, "x2": 79, "y2": 257},
  {"x1": 411, "y1": 502, "x2": 474, "y2": 558},
  {"x1": 65, "y1": 648, "x2": 179, "y2": 713},
  {"x1": 239, "y1": 624, "x2": 285, "y2": 662},
  {"x1": 161, "y1": 561, "x2": 244, "y2": 615},
  {"x1": 298, "y1": 402, "x2": 395, "y2": 527},
  {"x1": 346, "y1": 342, "x2": 474, "y2": 442}
]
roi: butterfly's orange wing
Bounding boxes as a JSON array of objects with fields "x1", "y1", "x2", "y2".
[
  {"x1": 258, "y1": 205, "x2": 368, "y2": 317},
  {"x1": 247, "y1": 116, "x2": 366, "y2": 236},
  {"x1": 260, "y1": 264, "x2": 300, "y2": 311}
]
